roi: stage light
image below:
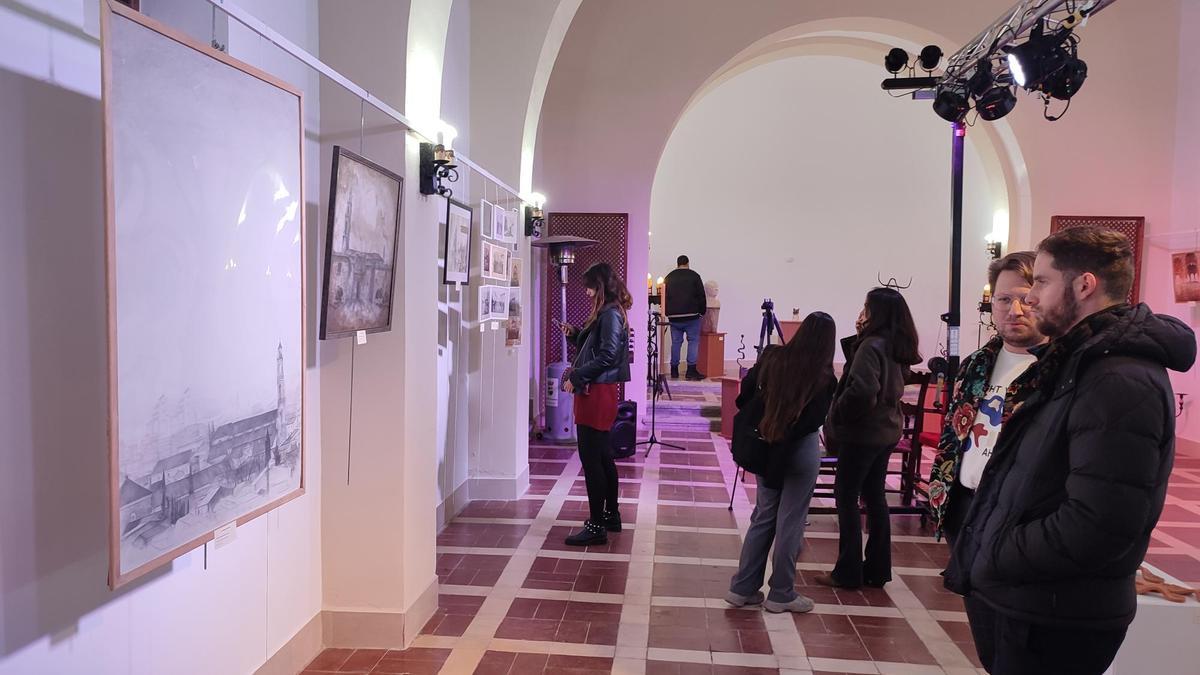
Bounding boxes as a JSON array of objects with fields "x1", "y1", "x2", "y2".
[
  {"x1": 933, "y1": 84, "x2": 969, "y2": 123},
  {"x1": 967, "y1": 60, "x2": 994, "y2": 97},
  {"x1": 1044, "y1": 57, "x2": 1088, "y2": 100},
  {"x1": 885, "y1": 48, "x2": 909, "y2": 74},
  {"x1": 918, "y1": 45, "x2": 944, "y2": 71},
  {"x1": 976, "y1": 86, "x2": 1017, "y2": 121}
]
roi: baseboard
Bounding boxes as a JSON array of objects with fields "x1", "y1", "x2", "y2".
[
  {"x1": 322, "y1": 576, "x2": 440, "y2": 650},
  {"x1": 436, "y1": 480, "x2": 472, "y2": 529},
  {"x1": 468, "y1": 468, "x2": 530, "y2": 500},
  {"x1": 253, "y1": 611, "x2": 323, "y2": 675}
]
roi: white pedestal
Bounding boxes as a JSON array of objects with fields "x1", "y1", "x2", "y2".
[{"x1": 1106, "y1": 564, "x2": 1200, "y2": 675}]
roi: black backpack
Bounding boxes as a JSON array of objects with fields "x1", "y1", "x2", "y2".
[{"x1": 731, "y1": 392, "x2": 772, "y2": 475}]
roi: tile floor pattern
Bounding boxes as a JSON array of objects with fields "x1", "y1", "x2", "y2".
[{"x1": 305, "y1": 428, "x2": 1200, "y2": 674}]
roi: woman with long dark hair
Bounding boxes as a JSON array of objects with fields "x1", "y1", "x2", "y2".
[
  {"x1": 726, "y1": 312, "x2": 838, "y2": 613},
  {"x1": 560, "y1": 262, "x2": 633, "y2": 546},
  {"x1": 816, "y1": 287, "x2": 921, "y2": 589}
]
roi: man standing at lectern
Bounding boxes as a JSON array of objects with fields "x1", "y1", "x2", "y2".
[{"x1": 663, "y1": 255, "x2": 707, "y2": 380}]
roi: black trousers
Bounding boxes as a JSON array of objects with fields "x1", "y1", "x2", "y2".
[
  {"x1": 965, "y1": 596, "x2": 1127, "y2": 675},
  {"x1": 943, "y1": 482, "x2": 975, "y2": 547},
  {"x1": 831, "y1": 442, "x2": 894, "y2": 586},
  {"x1": 577, "y1": 425, "x2": 619, "y2": 522}
]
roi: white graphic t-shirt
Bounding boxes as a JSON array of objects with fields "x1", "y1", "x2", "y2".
[{"x1": 958, "y1": 347, "x2": 1038, "y2": 490}]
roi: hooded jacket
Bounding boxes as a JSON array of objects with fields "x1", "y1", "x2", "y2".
[{"x1": 943, "y1": 304, "x2": 1196, "y2": 630}]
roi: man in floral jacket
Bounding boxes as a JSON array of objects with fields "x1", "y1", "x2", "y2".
[{"x1": 927, "y1": 252, "x2": 1046, "y2": 543}]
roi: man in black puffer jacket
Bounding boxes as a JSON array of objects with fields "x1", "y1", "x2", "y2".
[{"x1": 943, "y1": 226, "x2": 1196, "y2": 675}]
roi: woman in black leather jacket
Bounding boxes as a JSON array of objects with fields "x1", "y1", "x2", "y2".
[{"x1": 560, "y1": 262, "x2": 632, "y2": 546}]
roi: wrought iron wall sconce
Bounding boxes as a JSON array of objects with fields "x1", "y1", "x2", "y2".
[
  {"x1": 986, "y1": 240, "x2": 1003, "y2": 259},
  {"x1": 525, "y1": 193, "x2": 546, "y2": 238},
  {"x1": 419, "y1": 142, "x2": 459, "y2": 197}
]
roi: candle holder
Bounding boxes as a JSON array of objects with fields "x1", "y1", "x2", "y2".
[{"x1": 418, "y1": 142, "x2": 460, "y2": 197}]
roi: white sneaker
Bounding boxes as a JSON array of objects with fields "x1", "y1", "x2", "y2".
[
  {"x1": 724, "y1": 590, "x2": 765, "y2": 607},
  {"x1": 763, "y1": 595, "x2": 815, "y2": 613}
]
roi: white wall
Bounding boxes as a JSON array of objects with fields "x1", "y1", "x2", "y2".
[
  {"x1": 0, "y1": 1, "x2": 323, "y2": 673},
  {"x1": 650, "y1": 54, "x2": 998, "y2": 362}
]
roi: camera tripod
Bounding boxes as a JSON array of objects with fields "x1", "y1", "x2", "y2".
[
  {"x1": 636, "y1": 309, "x2": 685, "y2": 455},
  {"x1": 756, "y1": 298, "x2": 784, "y2": 354}
]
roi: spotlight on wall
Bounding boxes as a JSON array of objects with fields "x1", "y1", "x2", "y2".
[
  {"x1": 976, "y1": 86, "x2": 1017, "y2": 121},
  {"x1": 933, "y1": 82, "x2": 969, "y2": 122},
  {"x1": 525, "y1": 192, "x2": 546, "y2": 238},
  {"x1": 918, "y1": 45, "x2": 944, "y2": 71},
  {"x1": 885, "y1": 47, "x2": 909, "y2": 74},
  {"x1": 418, "y1": 123, "x2": 459, "y2": 197}
]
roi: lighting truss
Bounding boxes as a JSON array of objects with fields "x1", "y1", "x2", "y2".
[{"x1": 940, "y1": 0, "x2": 1118, "y2": 89}]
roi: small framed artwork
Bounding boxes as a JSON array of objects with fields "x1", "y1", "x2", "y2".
[
  {"x1": 443, "y1": 199, "x2": 473, "y2": 285},
  {"x1": 320, "y1": 145, "x2": 404, "y2": 340},
  {"x1": 1173, "y1": 251, "x2": 1200, "y2": 303},
  {"x1": 481, "y1": 241, "x2": 493, "y2": 279},
  {"x1": 479, "y1": 285, "x2": 493, "y2": 321},
  {"x1": 500, "y1": 208, "x2": 519, "y2": 243},
  {"x1": 480, "y1": 199, "x2": 495, "y2": 239},
  {"x1": 509, "y1": 257, "x2": 523, "y2": 288},
  {"x1": 490, "y1": 201, "x2": 506, "y2": 241},
  {"x1": 490, "y1": 286, "x2": 509, "y2": 319}
]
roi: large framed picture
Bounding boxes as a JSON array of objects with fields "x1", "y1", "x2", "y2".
[
  {"x1": 1172, "y1": 251, "x2": 1200, "y2": 303},
  {"x1": 101, "y1": 0, "x2": 305, "y2": 587},
  {"x1": 443, "y1": 199, "x2": 473, "y2": 285},
  {"x1": 320, "y1": 146, "x2": 403, "y2": 339}
]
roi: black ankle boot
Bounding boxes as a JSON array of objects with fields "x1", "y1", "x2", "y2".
[
  {"x1": 603, "y1": 510, "x2": 622, "y2": 533},
  {"x1": 670, "y1": 365, "x2": 680, "y2": 379},
  {"x1": 686, "y1": 366, "x2": 705, "y2": 381},
  {"x1": 564, "y1": 520, "x2": 607, "y2": 546}
]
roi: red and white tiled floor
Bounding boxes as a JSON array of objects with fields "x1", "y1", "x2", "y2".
[{"x1": 305, "y1": 431, "x2": 1200, "y2": 674}]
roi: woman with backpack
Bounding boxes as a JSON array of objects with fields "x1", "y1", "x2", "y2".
[
  {"x1": 815, "y1": 287, "x2": 921, "y2": 590},
  {"x1": 559, "y1": 262, "x2": 632, "y2": 547},
  {"x1": 726, "y1": 311, "x2": 837, "y2": 613}
]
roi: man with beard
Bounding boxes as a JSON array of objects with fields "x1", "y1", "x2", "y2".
[
  {"x1": 928, "y1": 252, "x2": 1047, "y2": 545},
  {"x1": 943, "y1": 226, "x2": 1195, "y2": 675}
]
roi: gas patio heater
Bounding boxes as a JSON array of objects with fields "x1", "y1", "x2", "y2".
[{"x1": 532, "y1": 234, "x2": 598, "y2": 443}]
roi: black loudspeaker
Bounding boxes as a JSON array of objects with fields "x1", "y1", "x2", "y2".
[{"x1": 610, "y1": 400, "x2": 637, "y2": 458}]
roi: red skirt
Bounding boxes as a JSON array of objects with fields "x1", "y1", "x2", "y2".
[{"x1": 574, "y1": 383, "x2": 619, "y2": 431}]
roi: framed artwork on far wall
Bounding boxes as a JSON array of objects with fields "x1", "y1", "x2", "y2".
[
  {"x1": 320, "y1": 146, "x2": 403, "y2": 339},
  {"x1": 490, "y1": 201, "x2": 506, "y2": 241},
  {"x1": 443, "y1": 199, "x2": 473, "y2": 285},
  {"x1": 480, "y1": 199, "x2": 495, "y2": 239},
  {"x1": 101, "y1": 0, "x2": 305, "y2": 588},
  {"x1": 1172, "y1": 251, "x2": 1200, "y2": 303}
]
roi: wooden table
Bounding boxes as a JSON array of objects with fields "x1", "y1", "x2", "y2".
[{"x1": 720, "y1": 376, "x2": 741, "y2": 440}]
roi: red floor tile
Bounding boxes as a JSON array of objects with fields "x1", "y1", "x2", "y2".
[
  {"x1": 523, "y1": 556, "x2": 629, "y2": 594},
  {"x1": 529, "y1": 446, "x2": 576, "y2": 460},
  {"x1": 1144, "y1": 552, "x2": 1200, "y2": 582},
  {"x1": 648, "y1": 606, "x2": 772, "y2": 654},
  {"x1": 305, "y1": 649, "x2": 354, "y2": 672},
  {"x1": 901, "y1": 574, "x2": 965, "y2": 612},
  {"x1": 460, "y1": 500, "x2": 546, "y2": 519},
  {"x1": 526, "y1": 479, "x2": 557, "y2": 495},
  {"x1": 659, "y1": 451, "x2": 721, "y2": 468},
  {"x1": 437, "y1": 522, "x2": 531, "y2": 548},
  {"x1": 652, "y1": 562, "x2": 735, "y2": 599},
  {"x1": 421, "y1": 594, "x2": 485, "y2": 636},
  {"x1": 530, "y1": 461, "x2": 568, "y2": 476},
  {"x1": 655, "y1": 530, "x2": 741, "y2": 559},
  {"x1": 474, "y1": 651, "x2": 614, "y2": 674},
  {"x1": 570, "y1": 480, "x2": 642, "y2": 499},
  {"x1": 577, "y1": 464, "x2": 645, "y2": 479},
  {"x1": 371, "y1": 648, "x2": 452, "y2": 675},
  {"x1": 496, "y1": 598, "x2": 622, "y2": 645},
  {"x1": 660, "y1": 467, "x2": 727, "y2": 484},
  {"x1": 436, "y1": 553, "x2": 510, "y2": 587},
  {"x1": 657, "y1": 483, "x2": 729, "y2": 503},
  {"x1": 657, "y1": 504, "x2": 737, "y2": 529},
  {"x1": 558, "y1": 500, "x2": 637, "y2": 524}
]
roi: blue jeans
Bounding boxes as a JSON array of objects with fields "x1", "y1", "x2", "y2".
[
  {"x1": 729, "y1": 433, "x2": 821, "y2": 602},
  {"x1": 669, "y1": 317, "x2": 701, "y2": 368}
]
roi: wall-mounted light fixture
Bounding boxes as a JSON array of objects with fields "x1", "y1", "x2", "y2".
[
  {"x1": 985, "y1": 209, "x2": 1008, "y2": 259},
  {"x1": 419, "y1": 123, "x2": 459, "y2": 197},
  {"x1": 525, "y1": 192, "x2": 546, "y2": 238}
]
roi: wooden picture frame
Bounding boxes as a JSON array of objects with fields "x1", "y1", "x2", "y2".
[
  {"x1": 101, "y1": 0, "x2": 306, "y2": 588},
  {"x1": 443, "y1": 198, "x2": 474, "y2": 285},
  {"x1": 319, "y1": 146, "x2": 404, "y2": 339}
]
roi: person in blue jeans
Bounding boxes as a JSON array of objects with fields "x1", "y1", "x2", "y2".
[
  {"x1": 726, "y1": 312, "x2": 837, "y2": 613},
  {"x1": 662, "y1": 255, "x2": 707, "y2": 380}
]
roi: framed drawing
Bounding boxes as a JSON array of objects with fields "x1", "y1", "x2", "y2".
[
  {"x1": 101, "y1": 0, "x2": 305, "y2": 588},
  {"x1": 480, "y1": 199, "x2": 495, "y2": 239},
  {"x1": 509, "y1": 257, "x2": 523, "y2": 288},
  {"x1": 500, "y1": 208, "x2": 519, "y2": 243},
  {"x1": 490, "y1": 286, "x2": 509, "y2": 319},
  {"x1": 488, "y1": 244, "x2": 509, "y2": 281},
  {"x1": 443, "y1": 199, "x2": 473, "y2": 285},
  {"x1": 482, "y1": 241, "x2": 494, "y2": 278},
  {"x1": 1173, "y1": 251, "x2": 1200, "y2": 303},
  {"x1": 320, "y1": 146, "x2": 403, "y2": 339},
  {"x1": 491, "y1": 201, "x2": 506, "y2": 241},
  {"x1": 507, "y1": 259, "x2": 523, "y2": 346},
  {"x1": 479, "y1": 285, "x2": 493, "y2": 321}
]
